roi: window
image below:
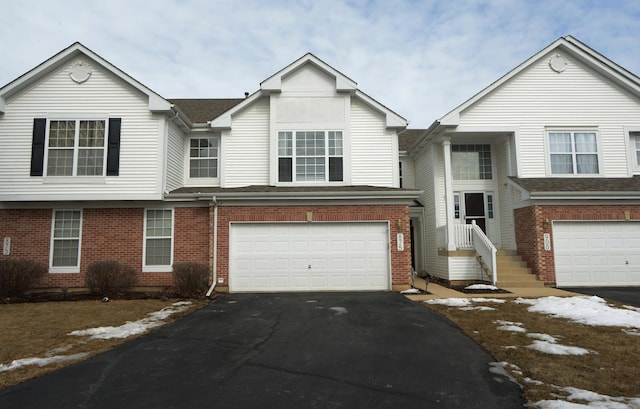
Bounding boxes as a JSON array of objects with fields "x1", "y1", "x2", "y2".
[
  {"x1": 46, "y1": 120, "x2": 107, "y2": 176},
  {"x1": 454, "y1": 194, "x2": 460, "y2": 219},
  {"x1": 399, "y1": 161, "x2": 404, "y2": 188},
  {"x1": 144, "y1": 209, "x2": 173, "y2": 269},
  {"x1": 50, "y1": 210, "x2": 82, "y2": 271},
  {"x1": 632, "y1": 133, "x2": 640, "y2": 168},
  {"x1": 548, "y1": 131, "x2": 599, "y2": 175},
  {"x1": 278, "y1": 131, "x2": 343, "y2": 182},
  {"x1": 189, "y1": 137, "x2": 218, "y2": 178},
  {"x1": 487, "y1": 194, "x2": 494, "y2": 219},
  {"x1": 451, "y1": 144, "x2": 492, "y2": 180}
]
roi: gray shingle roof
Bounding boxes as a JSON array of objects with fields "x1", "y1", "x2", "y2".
[
  {"x1": 510, "y1": 176, "x2": 640, "y2": 192},
  {"x1": 398, "y1": 129, "x2": 425, "y2": 151},
  {"x1": 169, "y1": 98, "x2": 244, "y2": 123}
]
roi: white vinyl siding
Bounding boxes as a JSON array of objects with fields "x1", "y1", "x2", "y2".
[
  {"x1": 50, "y1": 209, "x2": 82, "y2": 273},
  {"x1": 165, "y1": 121, "x2": 184, "y2": 192},
  {"x1": 458, "y1": 51, "x2": 640, "y2": 178},
  {"x1": 399, "y1": 157, "x2": 415, "y2": 189},
  {"x1": 222, "y1": 98, "x2": 270, "y2": 188},
  {"x1": 350, "y1": 99, "x2": 396, "y2": 187},
  {"x1": 0, "y1": 61, "x2": 163, "y2": 201}
]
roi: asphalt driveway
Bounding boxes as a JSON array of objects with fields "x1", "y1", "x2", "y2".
[
  {"x1": 561, "y1": 287, "x2": 640, "y2": 308},
  {"x1": 0, "y1": 292, "x2": 523, "y2": 408}
]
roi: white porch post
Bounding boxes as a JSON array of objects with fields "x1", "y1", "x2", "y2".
[{"x1": 442, "y1": 139, "x2": 457, "y2": 251}]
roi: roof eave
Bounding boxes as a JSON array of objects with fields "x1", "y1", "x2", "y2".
[
  {"x1": 530, "y1": 191, "x2": 640, "y2": 200},
  {"x1": 164, "y1": 189, "x2": 423, "y2": 202}
]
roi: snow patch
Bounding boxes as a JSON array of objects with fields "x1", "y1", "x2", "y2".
[
  {"x1": 488, "y1": 361, "x2": 521, "y2": 385},
  {"x1": 527, "y1": 333, "x2": 560, "y2": 343},
  {"x1": 0, "y1": 353, "x2": 89, "y2": 373},
  {"x1": 425, "y1": 297, "x2": 506, "y2": 307},
  {"x1": 535, "y1": 385, "x2": 640, "y2": 409},
  {"x1": 460, "y1": 306, "x2": 496, "y2": 311},
  {"x1": 329, "y1": 307, "x2": 348, "y2": 315},
  {"x1": 69, "y1": 301, "x2": 192, "y2": 340},
  {"x1": 400, "y1": 288, "x2": 421, "y2": 294},
  {"x1": 465, "y1": 284, "x2": 499, "y2": 291},
  {"x1": 516, "y1": 296, "x2": 640, "y2": 328},
  {"x1": 526, "y1": 340, "x2": 593, "y2": 356},
  {"x1": 494, "y1": 320, "x2": 526, "y2": 332}
]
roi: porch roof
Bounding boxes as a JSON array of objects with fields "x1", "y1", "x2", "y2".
[
  {"x1": 169, "y1": 98, "x2": 244, "y2": 123},
  {"x1": 509, "y1": 176, "x2": 640, "y2": 199}
]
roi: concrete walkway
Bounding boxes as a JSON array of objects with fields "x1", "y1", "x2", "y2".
[{"x1": 404, "y1": 278, "x2": 578, "y2": 302}]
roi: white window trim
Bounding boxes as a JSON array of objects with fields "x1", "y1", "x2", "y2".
[
  {"x1": 184, "y1": 135, "x2": 220, "y2": 186},
  {"x1": 142, "y1": 208, "x2": 174, "y2": 273},
  {"x1": 276, "y1": 129, "x2": 345, "y2": 185},
  {"x1": 545, "y1": 129, "x2": 603, "y2": 177},
  {"x1": 629, "y1": 130, "x2": 640, "y2": 174},
  {"x1": 42, "y1": 118, "x2": 109, "y2": 178},
  {"x1": 49, "y1": 209, "x2": 83, "y2": 273}
]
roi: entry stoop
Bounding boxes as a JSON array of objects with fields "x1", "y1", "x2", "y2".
[{"x1": 495, "y1": 250, "x2": 545, "y2": 288}]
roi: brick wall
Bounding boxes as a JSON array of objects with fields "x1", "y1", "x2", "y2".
[
  {"x1": 0, "y1": 206, "x2": 210, "y2": 290},
  {"x1": 215, "y1": 204, "x2": 412, "y2": 291},
  {"x1": 514, "y1": 204, "x2": 640, "y2": 284}
]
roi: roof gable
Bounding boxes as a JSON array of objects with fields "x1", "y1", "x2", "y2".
[
  {"x1": 0, "y1": 42, "x2": 172, "y2": 114},
  {"x1": 210, "y1": 53, "x2": 407, "y2": 129},
  {"x1": 439, "y1": 36, "x2": 640, "y2": 126}
]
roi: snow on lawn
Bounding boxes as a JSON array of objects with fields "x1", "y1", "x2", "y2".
[
  {"x1": 516, "y1": 296, "x2": 640, "y2": 329},
  {"x1": 494, "y1": 320, "x2": 527, "y2": 333},
  {"x1": 69, "y1": 301, "x2": 192, "y2": 340},
  {"x1": 0, "y1": 302, "x2": 194, "y2": 374},
  {"x1": 425, "y1": 297, "x2": 506, "y2": 307},
  {"x1": 535, "y1": 385, "x2": 640, "y2": 409},
  {"x1": 0, "y1": 353, "x2": 89, "y2": 373}
]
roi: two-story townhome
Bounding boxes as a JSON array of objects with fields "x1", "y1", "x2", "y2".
[
  {"x1": 405, "y1": 36, "x2": 640, "y2": 288},
  {"x1": 0, "y1": 43, "x2": 420, "y2": 293}
]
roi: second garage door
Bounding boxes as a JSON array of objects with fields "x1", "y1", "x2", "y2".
[
  {"x1": 229, "y1": 222, "x2": 390, "y2": 292},
  {"x1": 553, "y1": 221, "x2": 640, "y2": 287}
]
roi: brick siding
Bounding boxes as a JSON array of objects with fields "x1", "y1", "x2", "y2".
[{"x1": 514, "y1": 204, "x2": 640, "y2": 284}]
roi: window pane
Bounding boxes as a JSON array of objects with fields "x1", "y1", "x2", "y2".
[
  {"x1": 296, "y1": 157, "x2": 325, "y2": 181},
  {"x1": 145, "y1": 238, "x2": 171, "y2": 265},
  {"x1": 278, "y1": 132, "x2": 292, "y2": 156},
  {"x1": 549, "y1": 133, "x2": 571, "y2": 153},
  {"x1": 146, "y1": 210, "x2": 172, "y2": 237},
  {"x1": 52, "y1": 239, "x2": 80, "y2": 267},
  {"x1": 278, "y1": 157, "x2": 293, "y2": 182},
  {"x1": 451, "y1": 144, "x2": 492, "y2": 180},
  {"x1": 329, "y1": 157, "x2": 343, "y2": 181},
  {"x1": 550, "y1": 154, "x2": 573, "y2": 174},
  {"x1": 77, "y1": 149, "x2": 104, "y2": 176},
  {"x1": 52, "y1": 210, "x2": 81, "y2": 267},
  {"x1": 328, "y1": 131, "x2": 343, "y2": 155},
  {"x1": 48, "y1": 121, "x2": 75, "y2": 147},
  {"x1": 296, "y1": 131, "x2": 325, "y2": 156},
  {"x1": 576, "y1": 154, "x2": 598, "y2": 174},
  {"x1": 47, "y1": 150, "x2": 74, "y2": 176},
  {"x1": 78, "y1": 121, "x2": 105, "y2": 147},
  {"x1": 190, "y1": 158, "x2": 217, "y2": 178},
  {"x1": 574, "y1": 133, "x2": 597, "y2": 153}
]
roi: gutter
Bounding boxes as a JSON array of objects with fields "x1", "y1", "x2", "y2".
[
  {"x1": 205, "y1": 195, "x2": 218, "y2": 297},
  {"x1": 164, "y1": 189, "x2": 423, "y2": 202}
]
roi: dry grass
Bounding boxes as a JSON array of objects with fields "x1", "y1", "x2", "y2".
[
  {"x1": 424, "y1": 299, "x2": 640, "y2": 405},
  {"x1": 0, "y1": 299, "x2": 203, "y2": 390}
]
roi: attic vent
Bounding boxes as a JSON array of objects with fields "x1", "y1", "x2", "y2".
[
  {"x1": 69, "y1": 61, "x2": 92, "y2": 84},
  {"x1": 549, "y1": 54, "x2": 567, "y2": 73}
]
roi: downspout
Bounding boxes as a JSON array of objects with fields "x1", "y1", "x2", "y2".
[{"x1": 205, "y1": 196, "x2": 219, "y2": 297}]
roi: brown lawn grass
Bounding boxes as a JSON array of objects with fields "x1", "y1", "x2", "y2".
[
  {"x1": 424, "y1": 299, "x2": 640, "y2": 405},
  {"x1": 0, "y1": 299, "x2": 204, "y2": 390}
]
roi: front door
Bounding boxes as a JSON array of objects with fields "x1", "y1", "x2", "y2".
[{"x1": 464, "y1": 192, "x2": 486, "y2": 233}]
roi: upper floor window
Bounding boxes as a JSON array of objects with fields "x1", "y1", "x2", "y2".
[
  {"x1": 451, "y1": 144, "x2": 492, "y2": 180},
  {"x1": 632, "y1": 132, "x2": 640, "y2": 169},
  {"x1": 278, "y1": 131, "x2": 343, "y2": 183},
  {"x1": 47, "y1": 120, "x2": 106, "y2": 176},
  {"x1": 548, "y1": 131, "x2": 599, "y2": 175},
  {"x1": 189, "y1": 137, "x2": 218, "y2": 178}
]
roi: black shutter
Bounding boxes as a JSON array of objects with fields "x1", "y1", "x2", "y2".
[
  {"x1": 106, "y1": 118, "x2": 121, "y2": 176},
  {"x1": 30, "y1": 118, "x2": 47, "y2": 176}
]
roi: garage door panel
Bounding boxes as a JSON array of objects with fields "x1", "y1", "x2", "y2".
[
  {"x1": 554, "y1": 221, "x2": 640, "y2": 287},
  {"x1": 230, "y1": 222, "x2": 390, "y2": 292}
]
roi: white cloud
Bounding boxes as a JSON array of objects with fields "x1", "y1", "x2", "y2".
[{"x1": 2, "y1": 0, "x2": 640, "y2": 126}]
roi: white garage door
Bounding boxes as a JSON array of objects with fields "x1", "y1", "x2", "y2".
[
  {"x1": 553, "y1": 221, "x2": 640, "y2": 287},
  {"x1": 229, "y1": 222, "x2": 390, "y2": 292}
]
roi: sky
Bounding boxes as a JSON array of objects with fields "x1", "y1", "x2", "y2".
[{"x1": 1, "y1": 0, "x2": 640, "y2": 128}]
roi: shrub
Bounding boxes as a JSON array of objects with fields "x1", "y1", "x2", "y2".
[
  {"x1": 85, "y1": 260, "x2": 138, "y2": 296},
  {"x1": 172, "y1": 262, "x2": 209, "y2": 297},
  {"x1": 0, "y1": 259, "x2": 47, "y2": 297}
]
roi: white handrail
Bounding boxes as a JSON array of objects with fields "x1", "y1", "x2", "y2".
[{"x1": 470, "y1": 222, "x2": 497, "y2": 286}]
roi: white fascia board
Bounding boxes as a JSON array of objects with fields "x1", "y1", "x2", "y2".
[
  {"x1": 0, "y1": 193, "x2": 164, "y2": 202},
  {"x1": 354, "y1": 90, "x2": 408, "y2": 129},
  {"x1": 165, "y1": 189, "x2": 423, "y2": 202},
  {"x1": 209, "y1": 91, "x2": 262, "y2": 129},
  {"x1": 0, "y1": 42, "x2": 172, "y2": 114},
  {"x1": 529, "y1": 191, "x2": 640, "y2": 200},
  {"x1": 260, "y1": 53, "x2": 357, "y2": 94},
  {"x1": 0, "y1": 96, "x2": 5, "y2": 113},
  {"x1": 439, "y1": 38, "x2": 567, "y2": 125}
]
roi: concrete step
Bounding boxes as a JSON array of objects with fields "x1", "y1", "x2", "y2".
[
  {"x1": 496, "y1": 266, "x2": 532, "y2": 275},
  {"x1": 496, "y1": 249, "x2": 518, "y2": 256},
  {"x1": 498, "y1": 273, "x2": 540, "y2": 283},
  {"x1": 496, "y1": 259, "x2": 529, "y2": 269},
  {"x1": 498, "y1": 280, "x2": 546, "y2": 288}
]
